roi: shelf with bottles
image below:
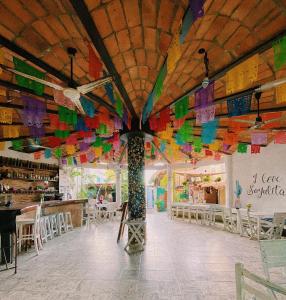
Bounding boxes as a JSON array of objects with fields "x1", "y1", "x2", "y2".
[
  {"x1": 0, "y1": 189, "x2": 59, "y2": 195},
  {"x1": 0, "y1": 156, "x2": 58, "y2": 170},
  {"x1": 0, "y1": 168, "x2": 59, "y2": 182}
]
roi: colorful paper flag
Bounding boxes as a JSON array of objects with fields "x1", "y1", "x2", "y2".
[
  {"x1": 175, "y1": 96, "x2": 189, "y2": 119},
  {"x1": 273, "y1": 35, "x2": 286, "y2": 70},
  {"x1": 0, "y1": 108, "x2": 13, "y2": 124},
  {"x1": 167, "y1": 30, "x2": 181, "y2": 74},
  {"x1": 87, "y1": 42, "x2": 102, "y2": 79},
  {"x1": 195, "y1": 81, "x2": 214, "y2": 108},
  {"x1": 227, "y1": 94, "x2": 252, "y2": 117},
  {"x1": 274, "y1": 131, "x2": 286, "y2": 144},
  {"x1": 80, "y1": 153, "x2": 88, "y2": 164},
  {"x1": 195, "y1": 104, "x2": 216, "y2": 124},
  {"x1": 80, "y1": 97, "x2": 95, "y2": 117},
  {"x1": 251, "y1": 144, "x2": 260, "y2": 154},
  {"x1": 44, "y1": 149, "x2": 52, "y2": 159},
  {"x1": 251, "y1": 132, "x2": 267, "y2": 145},
  {"x1": 12, "y1": 139, "x2": 23, "y2": 151},
  {"x1": 48, "y1": 137, "x2": 61, "y2": 148},
  {"x1": 34, "y1": 151, "x2": 41, "y2": 160},
  {"x1": 2, "y1": 125, "x2": 19, "y2": 138},
  {"x1": 54, "y1": 148, "x2": 62, "y2": 158},
  {"x1": 237, "y1": 143, "x2": 248, "y2": 153},
  {"x1": 66, "y1": 144, "x2": 76, "y2": 155}
]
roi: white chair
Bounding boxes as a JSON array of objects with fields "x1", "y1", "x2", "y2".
[
  {"x1": 49, "y1": 214, "x2": 59, "y2": 238},
  {"x1": 64, "y1": 212, "x2": 73, "y2": 231},
  {"x1": 206, "y1": 204, "x2": 223, "y2": 226},
  {"x1": 235, "y1": 262, "x2": 286, "y2": 300},
  {"x1": 223, "y1": 208, "x2": 237, "y2": 233},
  {"x1": 17, "y1": 205, "x2": 43, "y2": 255},
  {"x1": 105, "y1": 202, "x2": 118, "y2": 221},
  {"x1": 56, "y1": 213, "x2": 66, "y2": 235},
  {"x1": 259, "y1": 213, "x2": 286, "y2": 240},
  {"x1": 83, "y1": 201, "x2": 97, "y2": 227},
  {"x1": 260, "y1": 240, "x2": 286, "y2": 299},
  {"x1": 236, "y1": 209, "x2": 255, "y2": 237}
]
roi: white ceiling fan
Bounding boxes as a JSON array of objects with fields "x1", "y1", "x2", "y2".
[{"x1": 1, "y1": 47, "x2": 112, "y2": 115}]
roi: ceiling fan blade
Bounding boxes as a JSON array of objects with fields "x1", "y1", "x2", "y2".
[
  {"x1": 255, "y1": 77, "x2": 286, "y2": 92},
  {"x1": 3, "y1": 65, "x2": 64, "y2": 91},
  {"x1": 69, "y1": 94, "x2": 85, "y2": 115},
  {"x1": 77, "y1": 76, "x2": 112, "y2": 94},
  {"x1": 263, "y1": 115, "x2": 286, "y2": 125},
  {"x1": 232, "y1": 119, "x2": 255, "y2": 125}
]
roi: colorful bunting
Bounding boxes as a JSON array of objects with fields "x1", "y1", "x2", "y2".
[
  {"x1": 115, "y1": 93, "x2": 123, "y2": 118},
  {"x1": 80, "y1": 97, "x2": 95, "y2": 117},
  {"x1": 102, "y1": 143, "x2": 112, "y2": 153},
  {"x1": 205, "y1": 149, "x2": 213, "y2": 156},
  {"x1": 225, "y1": 55, "x2": 259, "y2": 95},
  {"x1": 167, "y1": 31, "x2": 181, "y2": 74},
  {"x1": 59, "y1": 106, "x2": 77, "y2": 126},
  {"x1": 87, "y1": 42, "x2": 102, "y2": 79},
  {"x1": 53, "y1": 81, "x2": 75, "y2": 110},
  {"x1": 44, "y1": 149, "x2": 52, "y2": 159},
  {"x1": 154, "y1": 63, "x2": 167, "y2": 100},
  {"x1": 22, "y1": 96, "x2": 46, "y2": 128},
  {"x1": 201, "y1": 119, "x2": 218, "y2": 144},
  {"x1": 193, "y1": 137, "x2": 203, "y2": 153},
  {"x1": 251, "y1": 132, "x2": 267, "y2": 145},
  {"x1": 142, "y1": 92, "x2": 154, "y2": 124},
  {"x1": 114, "y1": 115, "x2": 122, "y2": 130},
  {"x1": 34, "y1": 151, "x2": 41, "y2": 160},
  {"x1": 223, "y1": 132, "x2": 238, "y2": 146},
  {"x1": 273, "y1": 35, "x2": 286, "y2": 70},
  {"x1": 214, "y1": 153, "x2": 221, "y2": 161},
  {"x1": 159, "y1": 107, "x2": 171, "y2": 129},
  {"x1": 237, "y1": 143, "x2": 248, "y2": 153},
  {"x1": 175, "y1": 96, "x2": 189, "y2": 119},
  {"x1": 80, "y1": 153, "x2": 88, "y2": 164},
  {"x1": 251, "y1": 144, "x2": 260, "y2": 154},
  {"x1": 87, "y1": 149, "x2": 95, "y2": 162},
  {"x1": 48, "y1": 137, "x2": 61, "y2": 148},
  {"x1": 274, "y1": 131, "x2": 286, "y2": 144},
  {"x1": 79, "y1": 142, "x2": 89, "y2": 152},
  {"x1": 177, "y1": 120, "x2": 193, "y2": 143},
  {"x1": 182, "y1": 144, "x2": 192, "y2": 152},
  {"x1": 149, "y1": 115, "x2": 158, "y2": 131},
  {"x1": 13, "y1": 57, "x2": 45, "y2": 95},
  {"x1": 65, "y1": 144, "x2": 76, "y2": 155},
  {"x1": 66, "y1": 134, "x2": 78, "y2": 145},
  {"x1": 190, "y1": 0, "x2": 205, "y2": 22},
  {"x1": 55, "y1": 130, "x2": 70, "y2": 139},
  {"x1": 97, "y1": 123, "x2": 107, "y2": 135},
  {"x1": 76, "y1": 117, "x2": 88, "y2": 132},
  {"x1": 195, "y1": 82, "x2": 214, "y2": 108},
  {"x1": 12, "y1": 139, "x2": 23, "y2": 151},
  {"x1": 227, "y1": 94, "x2": 252, "y2": 117},
  {"x1": 276, "y1": 82, "x2": 286, "y2": 104},
  {"x1": 180, "y1": 8, "x2": 193, "y2": 44},
  {"x1": 94, "y1": 146, "x2": 103, "y2": 157},
  {"x1": 104, "y1": 82, "x2": 115, "y2": 104},
  {"x1": 29, "y1": 126, "x2": 45, "y2": 138},
  {"x1": 209, "y1": 140, "x2": 221, "y2": 152},
  {"x1": 2, "y1": 125, "x2": 19, "y2": 138},
  {"x1": 0, "y1": 108, "x2": 13, "y2": 124},
  {"x1": 195, "y1": 104, "x2": 215, "y2": 124},
  {"x1": 67, "y1": 157, "x2": 74, "y2": 166},
  {"x1": 54, "y1": 148, "x2": 62, "y2": 158}
]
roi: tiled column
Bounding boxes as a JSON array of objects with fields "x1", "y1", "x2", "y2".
[
  {"x1": 127, "y1": 131, "x2": 145, "y2": 220},
  {"x1": 115, "y1": 167, "x2": 121, "y2": 205},
  {"x1": 225, "y1": 155, "x2": 233, "y2": 208},
  {"x1": 167, "y1": 165, "x2": 173, "y2": 215}
]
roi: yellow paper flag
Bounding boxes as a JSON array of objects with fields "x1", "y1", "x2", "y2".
[
  {"x1": 226, "y1": 54, "x2": 259, "y2": 95},
  {"x1": 209, "y1": 140, "x2": 221, "y2": 151},
  {"x1": 167, "y1": 30, "x2": 182, "y2": 74},
  {"x1": 0, "y1": 108, "x2": 13, "y2": 124},
  {"x1": 276, "y1": 82, "x2": 286, "y2": 104},
  {"x1": 65, "y1": 144, "x2": 76, "y2": 155},
  {"x1": 94, "y1": 146, "x2": 102, "y2": 157},
  {"x1": 2, "y1": 125, "x2": 19, "y2": 138},
  {"x1": 0, "y1": 142, "x2": 5, "y2": 150}
]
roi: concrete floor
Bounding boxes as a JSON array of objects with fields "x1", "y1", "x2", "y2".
[{"x1": 0, "y1": 211, "x2": 264, "y2": 299}]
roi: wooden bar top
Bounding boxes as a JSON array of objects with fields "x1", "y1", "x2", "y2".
[{"x1": 0, "y1": 199, "x2": 88, "y2": 214}]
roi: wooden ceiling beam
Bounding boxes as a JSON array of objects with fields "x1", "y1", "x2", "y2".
[
  {"x1": 70, "y1": 0, "x2": 137, "y2": 119},
  {"x1": 0, "y1": 35, "x2": 116, "y2": 114}
]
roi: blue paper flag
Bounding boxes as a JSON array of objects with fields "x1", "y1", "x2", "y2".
[
  {"x1": 180, "y1": 8, "x2": 193, "y2": 44},
  {"x1": 44, "y1": 149, "x2": 52, "y2": 159},
  {"x1": 104, "y1": 82, "x2": 115, "y2": 104},
  {"x1": 202, "y1": 119, "x2": 218, "y2": 144},
  {"x1": 80, "y1": 96, "x2": 95, "y2": 117}
]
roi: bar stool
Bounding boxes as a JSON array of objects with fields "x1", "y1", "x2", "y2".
[
  {"x1": 40, "y1": 217, "x2": 48, "y2": 244},
  {"x1": 64, "y1": 212, "x2": 73, "y2": 231},
  {"x1": 49, "y1": 214, "x2": 58, "y2": 238},
  {"x1": 56, "y1": 213, "x2": 66, "y2": 235}
]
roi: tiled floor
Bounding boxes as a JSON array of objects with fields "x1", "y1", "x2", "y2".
[{"x1": 0, "y1": 211, "x2": 264, "y2": 299}]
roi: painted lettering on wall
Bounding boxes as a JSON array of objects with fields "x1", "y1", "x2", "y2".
[{"x1": 247, "y1": 173, "x2": 286, "y2": 198}]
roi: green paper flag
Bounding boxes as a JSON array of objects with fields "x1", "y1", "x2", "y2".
[
  {"x1": 58, "y1": 106, "x2": 77, "y2": 125},
  {"x1": 237, "y1": 143, "x2": 247, "y2": 153},
  {"x1": 13, "y1": 57, "x2": 45, "y2": 95},
  {"x1": 96, "y1": 123, "x2": 107, "y2": 135},
  {"x1": 67, "y1": 157, "x2": 74, "y2": 166},
  {"x1": 154, "y1": 63, "x2": 167, "y2": 101},
  {"x1": 115, "y1": 93, "x2": 123, "y2": 118},
  {"x1": 273, "y1": 36, "x2": 286, "y2": 70},
  {"x1": 177, "y1": 120, "x2": 193, "y2": 143},
  {"x1": 193, "y1": 137, "x2": 202, "y2": 153},
  {"x1": 55, "y1": 130, "x2": 70, "y2": 139},
  {"x1": 12, "y1": 139, "x2": 23, "y2": 151},
  {"x1": 54, "y1": 148, "x2": 62, "y2": 158},
  {"x1": 92, "y1": 137, "x2": 103, "y2": 147},
  {"x1": 102, "y1": 143, "x2": 112, "y2": 153},
  {"x1": 175, "y1": 96, "x2": 189, "y2": 119}
]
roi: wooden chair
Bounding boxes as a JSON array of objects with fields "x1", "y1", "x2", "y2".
[
  {"x1": 260, "y1": 240, "x2": 286, "y2": 299},
  {"x1": 235, "y1": 262, "x2": 286, "y2": 300}
]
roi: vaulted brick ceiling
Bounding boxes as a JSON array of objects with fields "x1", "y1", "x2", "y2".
[{"x1": 1, "y1": 0, "x2": 286, "y2": 123}]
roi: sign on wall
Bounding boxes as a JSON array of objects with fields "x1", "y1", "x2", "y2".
[{"x1": 247, "y1": 173, "x2": 286, "y2": 199}]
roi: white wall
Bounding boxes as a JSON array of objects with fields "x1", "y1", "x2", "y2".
[{"x1": 232, "y1": 142, "x2": 286, "y2": 213}]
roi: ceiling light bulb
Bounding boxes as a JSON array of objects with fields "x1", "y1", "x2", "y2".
[{"x1": 202, "y1": 77, "x2": 209, "y2": 89}]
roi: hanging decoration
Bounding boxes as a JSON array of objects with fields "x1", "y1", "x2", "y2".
[
  {"x1": 76, "y1": 117, "x2": 88, "y2": 132},
  {"x1": 85, "y1": 116, "x2": 99, "y2": 129},
  {"x1": 53, "y1": 80, "x2": 75, "y2": 110},
  {"x1": 84, "y1": 134, "x2": 96, "y2": 144},
  {"x1": 102, "y1": 143, "x2": 112, "y2": 153},
  {"x1": 94, "y1": 146, "x2": 103, "y2": 157},
  {"x1": 58, "y1": 106, "x2": 77, "y2": 126},
  {"x1": 54, "y1": 148, "x2": 62, "y2": 159},
  {"x1": 13, "y1": 57, "x2": 45, "y2": 95},
  {"x1": 159, "y1": 107, "x2": 171, "y2": 128},
  {"x1": 104, "y1": 82, "x2": 115, "y2": 104},
  {"x1": 44, "y1": 149, "x2": 52, "y2": 159},
  {"x1": 251, "y1": 144, "x2": 260, "y2": 154},
  {"x1": 273, "y1": 35, "x2": 286, "y2": 70},
  {"x1": 12, "y1": 139, "x2": 23, "y2": 151},
  {"x1": 195, "y1": 104, "x2": 216, "y2": 125},
  {"x1": 237, "y1": 143, "x2": 248, "y2": 153},
  {"x1": 114, "y1": 115, "x2": 122, "y2": 130},
  {"x1": 214, "y1": 152, "x2": 221, "y2": 161},
  {"x1": 180, "y1": 8, "x2": 193, "y2": 44},
  {"x1": 87, "y1": 42, "x2": 102, "y2": 79},
  {"x1": 167, "y1": 30, "x2": 182, "y2": 74},
  {"x1": 55, "y1": 130, "x2": 70, "y2": 139},
  {"x1": 189, "y1": 0, "x2": 205, "y2": 23},
  {"x1": 193, "y1": 137, "x2": 203, "y2": 152},
  {"x1": 65, "y1": 144, "x2": 76, "y2": 155},
  {"x1": 223, "y1": 132, "x2": 238, "y2": 146},
  {"x1": 34, "y1": 151, "x2": 41, "y2": 160},
  {"x1": 115, "y1": 93, "x2": 123, "y2": 118},
  {"x1": 177, "y1": 120, "x2": 193, "y2": 143},
  {"x1": 209, "y1": 140, "x2": 221, "y2": 151},
  {"x1": 251, "y1": 132, "x2": 267, "y2": 145},
  {"x1": 30, "y1": 126, "x2": 45, "y2": 138},
  {"x1": 158, "y1": 124, "x2": 173, "y2": 141},
  {"x1": 159, "y1": 141, "x2": 166, "y2": 153},
  {"x1": 276, "y1": 82, "x2": 286, "y2": 104},
  {"x1": 87, "y1": 149, "x2": 95, "y2": 162},
  {"x1": 195, "y1": 81, "x2": 214, "y2": 108},
  {"x1": 181, "y1": 143, "x2": 192, "y2": 152},
  {"x1": 0, "y1": 108, "x2": 13, "y2": 124},
  {"x1": 80, "y1": 97, "x2": 95, "y2": 117},
  {"x1": 2, "y1": 125, "x2": 19, "y2": 138},
  {"x1": 225, "y1": 55, "x2": 259, "y2": 95},
  {"x1": 274, "y1": 131, "x2": 286, "y2": 144},
  {"x1": 48, "y1": 137, "x2": 61, "y2": 148},
  {"x1": 67, "y1": 157, "x2": 74, "y2": 166},
  {"x1": 149, "y1": 115, "x2": 158, "y2": 131},
  {"x1": 79, "y1": 142, "x2": 89, "y2": 152},
  {"x1": 175, "y1": 96, "x2": 189, "y2": 119},
  {"x1": 142, "y1": 92, "x2": 154, "y2": 123},
  {"x1": 66, "y1": 134, "x2": 78, "y2": 145},
  {"x1": 154, "y1": 63, "x2": 167, "y2": 100},
  {"x1": 201, "y1": 119, "x2": 218, "y2": 144},
  {"x1": 22, "y1": 96, "x2": 46, "y2": 128},
  {"x1": 96, "y1": 123, "x2": 107, "y2": 135},
  {"x1": 227, "y1": 94, "x2": 252, "y2": 117},
  {"x1": 205, "y1": 149, "x2": 213, "y2": 156},
  {"x1": 80, "y1": 153, "x2": 88, "y2": 164}
]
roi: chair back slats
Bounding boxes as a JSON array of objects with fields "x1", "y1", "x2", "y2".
[
  {"x1": 260, "y1": 240, "x2": 286, "y2": 269},
  {"x1": 273, "y1": 212, "x2": 286, "y2": 225}
]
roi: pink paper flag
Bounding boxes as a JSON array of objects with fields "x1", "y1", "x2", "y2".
[
  {"x1": 195, "y1": 104, "x2": 216, "y2": 125},
  {"x1": 251, "y1": 132, "x2": 267, "y2": 145},
  {"x1": 251, "y1": 144, "x2": 260, "y2": 154}
]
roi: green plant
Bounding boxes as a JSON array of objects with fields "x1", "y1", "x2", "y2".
[{"x1": 215, "y1": 177, "x2": 221, "y2": 182}]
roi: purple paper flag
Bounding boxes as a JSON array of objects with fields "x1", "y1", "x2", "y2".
[
  {"x1": 79, "y1": 142, "x2": 89, "y2": 152},
  {"x1": 251, "y1": 132, "x2": 267, "y2": 145},
  {"x1": 87, "y1": 150, "x2": 95, "y2": 162},
  {"x1": 195, "y1": 81, "x2": 214, "y2": 108},
  {"x1": 182, "y1": 144, "x2": 192, "y2": 152},
  {"x1": 190, "y1": 0, "x2": 205, "y2": 22},
  {"x1": 114, "y1": 115, "x2": 123, "y2": 130},
  {"x1": 195, "y1": 104, "x2": 216, "y2": 125}
]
